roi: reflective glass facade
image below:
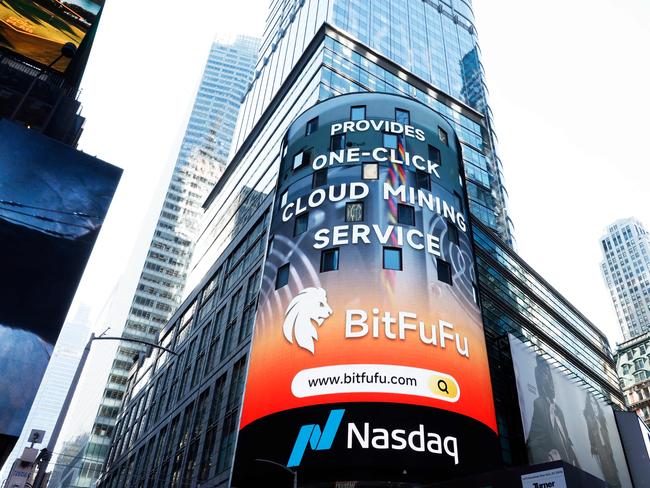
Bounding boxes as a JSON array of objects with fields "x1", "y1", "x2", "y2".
[
  {"x1": 100, "y1": 211, "x2": 270, "y2": 488},
  {"x1": 602, "y1": 217, "x2": 650, "y2": 427}
]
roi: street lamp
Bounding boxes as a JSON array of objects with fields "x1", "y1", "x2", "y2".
[
  {"x1": 30, "y1": 333, "x2": 177, "y2": 488},
  {"x1": 254, "y1": 458, "x2": 298, "y2": 488}
]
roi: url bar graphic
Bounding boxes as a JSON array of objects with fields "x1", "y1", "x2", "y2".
[{"x1": 291, "y1": 364, "x2": 460, "y2": 402}]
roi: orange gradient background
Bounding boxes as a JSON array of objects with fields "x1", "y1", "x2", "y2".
[{"x1": 240, "y1": 261, "x2": 497, "y2": 432}]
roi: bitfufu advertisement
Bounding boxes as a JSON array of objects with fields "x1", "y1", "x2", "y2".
[{"x1": 232, "y1": 94, "x2": 499, "y2": 486}]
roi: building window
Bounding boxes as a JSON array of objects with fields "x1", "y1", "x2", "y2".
[
  {"x1": 383, "y1": 133, "x2": 398, "y2": 149},
  {"x1": 397, "y1": 204, "x2": 415, "y2": 226},
  {"x1": 346, "y1": 202, "x2": 364, "y2": 222},
  {"x1": 438, "y1": 127, "x2": 448, "y2": 146},
  {"x1": 280, "y1": 191, "x2": 288, "y2": 207},
  {"x1": 330, "y1": 134, "x2": 346, "y2": 151},
  {"x1": 416, "y1": 170, "x2": 430, "y2": 191},
  {"x1": 437, "y1": 258, "x2": 452, "y2": 285},
  {"x1": 453, "y1": 191, "x2": 464, "y2": 212},
  {"x1": 321, "y1": 248, "x2": 339, "y2": 272},
  {"x1": 350, "y1": 105, "x2": 366, "y2": 121},
  {"x1": 447, "y1": 222, "x2": 459, "y2": 245},
  {"x1": 383, "y1": 247, "x2": 402, "y2": 271},
  {"x1": 428, "y1": 144, "x2": 441, "y2": 165},
  {"x1": 294, "y1": 212, "x2": 309, "y2": 236},
  {"x1": 395, "y1": 108, "x2": 410, "y2": 124},
  {"x1": 275, "y1": 264, "x2": 290, "y2": 289},
  {"x1": 281, "y1": 137, "x2": 288, "y2": 159},
  {"x1": 306, "y1": 117, "x2": 318, "y2": 135},
  {"x1": 363, "y1": 163, "x2": 378, "y2": 180},
  {"x1": 312, "y1": 168, "x2": 328, "y2": 188},
  {"x1": 293, "y1": 149, "x2": 311, "y2": 169}
]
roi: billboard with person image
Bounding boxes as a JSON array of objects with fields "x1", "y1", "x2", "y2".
[{"x1": 509, "y1": 334, "x2": 632, "y2": 488}]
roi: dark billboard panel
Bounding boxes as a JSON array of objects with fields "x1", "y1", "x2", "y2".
[
  {"x1": 509, "y1": 334, "x2": 632, "y2": 488},
  {"x1": 614, "y1": 410, "x2": 650, "y2": 487},
  {"x1": 0, "y1": 119, "x2": 121, "y2": 438},
  {"x1": 0, "y1": 0, "x2": 103, "y2": 72},
  {"x1": 232, "y1": 94, "x2": 499, "y2": 486}
]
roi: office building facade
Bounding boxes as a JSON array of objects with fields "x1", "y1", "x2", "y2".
[
  {"x1": 56, "y1": 35, "x2": 259, "y2": 488},
  {"x1": 98, "y1": 1, "x2": 623, "y2": 487},
  {"x1": 616, "y1": 331, "x2": 650, "y2": 425},
  {"x1": 473, "y1": 218, "x2": 623, "y2": 466},
  {"x1": 600, "y1": 217, "x2": 650, "y2": 340},
  {"x1": 0, "y1": 5, "x2": 113, "y2": 470}
]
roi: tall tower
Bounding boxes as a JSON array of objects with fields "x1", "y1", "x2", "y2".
[
  {"x1": 97, "y1": 2, "x2": 623, "y2": 487},
  {"x1": 55, "y1": 35, "x2": 259, "y2": 488},
  {"x1": 600, "y1": 217, "x2": 650, "y2": 340},
  {"x1": 188, "y1": 0, "x2": 513, "y2": 290}
]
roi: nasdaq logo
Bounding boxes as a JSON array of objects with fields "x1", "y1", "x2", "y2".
[{"x1": 287, "y1": 409, "x2": 345, "y2": 467}]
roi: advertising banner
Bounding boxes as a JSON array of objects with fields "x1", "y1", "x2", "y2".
[
  {"x1": 509, "y1": 334, "x2": 632, "y2": 488},
  {"x1": 0, "y1": 0, "x2": 104, "y2": 71},
  {"x1": 0, "y1": 120, "x2": 121, "y2": 440},
  {"x1": 232, "y1": 94, "x2": 499, "y2": 485}
]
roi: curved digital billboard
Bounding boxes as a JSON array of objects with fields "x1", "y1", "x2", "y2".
[{"x1": 232, "y1": 93, "x2": 499, "y2": 486}]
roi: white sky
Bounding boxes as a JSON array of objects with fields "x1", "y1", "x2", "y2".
[
  {"x1": 54, "y1": 0, "x2": 649, "y2": 453},
  {"x1": 473, "y1": 0, "x2": 650, "y2": 346}
]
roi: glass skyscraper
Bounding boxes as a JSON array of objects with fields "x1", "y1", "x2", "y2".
[
  {"x1": 51, "y1": 35, "x2": 259, "y2": 488},
  {"x1": 601, "y1": 217, "x2": 650, "y2": 340},
  {"x1": 97, "y1": 2, "x2": 622, "y2": 487}
]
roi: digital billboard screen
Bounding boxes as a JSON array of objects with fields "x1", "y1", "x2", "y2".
[
  {"x1": 0, "y1": 0, "x2": 103, "y2": 72},
  {"x1": 232, "y1": 93, "x2": 499, "y2": 486},
  {"x1": 0, "y1": 119, "x2": 121, "y2": 439},
  {"x1": 509, "y1": 334, "x2": 632, "y2": 488}
]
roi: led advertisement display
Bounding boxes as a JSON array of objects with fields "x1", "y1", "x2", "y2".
[
  {"x1": 509, "y1": 334, "x2": 633, "y2": 488},
  {"x1": 232, "y1": 93, "x2": 499, "y2": 486},
  {"x1": 0, "y1": 120, "x2": 121, "y2": 442},
  {"x1": 0, "y1": 0, "x2": 103, "y2": 72}
]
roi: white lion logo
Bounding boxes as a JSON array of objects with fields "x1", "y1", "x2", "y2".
[{"x1": 282, "y1": 287, "x2": 332, "y2": 354}]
